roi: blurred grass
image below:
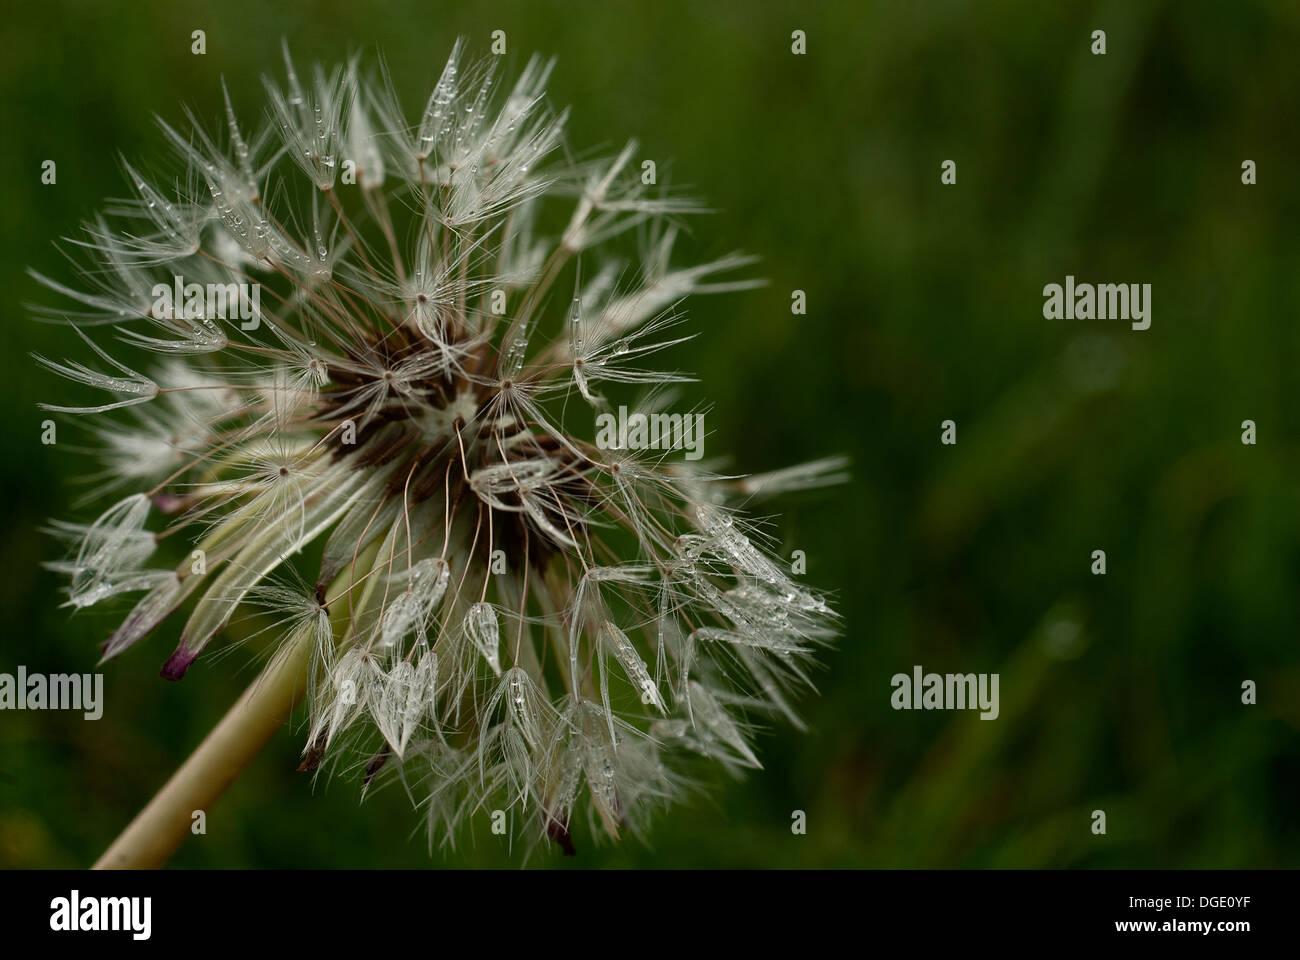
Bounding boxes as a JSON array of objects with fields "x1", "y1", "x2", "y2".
[{"x1": 1, "y1": 0, "x2": 1298, "y2": 867}]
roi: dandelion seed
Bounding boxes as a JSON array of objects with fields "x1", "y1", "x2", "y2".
[{"x1": 464, "y1": 601, "x2": 502, "y2": 675}]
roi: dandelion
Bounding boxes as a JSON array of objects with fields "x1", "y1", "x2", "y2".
[{"x1": 37, "y1": 42, "x2": 843, "y2": 865}]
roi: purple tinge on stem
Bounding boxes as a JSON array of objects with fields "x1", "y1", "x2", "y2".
[
  {"x1": 151, "y1": 491, "x2": 189, "y2": 515},
  {"x1": 160, "y1": 646, "x2": 198, "y2": 681},
  {"x1": 545, "y1": 814, "x2": 576, "y2": 856}
]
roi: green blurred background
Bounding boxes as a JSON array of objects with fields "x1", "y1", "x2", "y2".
[{"x1": 2, "y1": 0, "x2": 1299, "y2": 868}]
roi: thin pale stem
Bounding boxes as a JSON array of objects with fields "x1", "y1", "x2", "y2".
[
  {"x1": 93, "y1": 542, "x2": 380, "y2": 870},
  {"x1": 92, "y1": 627, "x2": 312, "y2": 869}
]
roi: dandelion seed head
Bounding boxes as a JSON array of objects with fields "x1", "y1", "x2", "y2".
[{"x1": 38, "y1": 43, "x2": 841, "y2": 852}]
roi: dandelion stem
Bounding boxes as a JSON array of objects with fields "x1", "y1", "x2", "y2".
[
  {"x1": 92, "y1": 627, "x2": 311, "y2": 869},
  {"x1": 93, "y1": 543, "x2": 379, "y2": 869}
]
